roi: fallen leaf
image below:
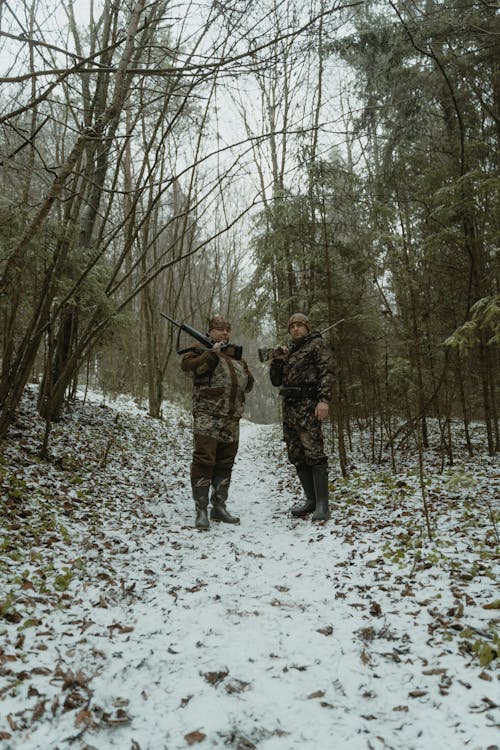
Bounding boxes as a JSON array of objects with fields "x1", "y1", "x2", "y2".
[
  {"x1": 317, "y1": 626, "x2": 333, "y2": 636},
  {"x1": 74, "y1": 709, "x2": 95, "y2": 728},
  {"x1": 225, "y1": 679, "x2": 250, "y2": 694},
  {"x1": 479, "y1": 671, "x2": 492, "y2": 681},
  {"x1": 360, "y1": 650, "x2": 371, "y2": 665},
  {"x1": 202, "y1": 670, "x2": 228, "y2": 686},
  {"x1": 422, "y1": 668, "x2": 447, "y2": 675},
  {"x1": 185, "y1": 730, "x2": 206, "y2": 745}
]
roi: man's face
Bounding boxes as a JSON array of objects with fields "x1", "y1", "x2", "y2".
[
  {"x1": 209, "y1": 325, "x2": 230, "y2": 343},
  {"x1": 289, "y1": 322, "x2": 308, "y2": 340}
]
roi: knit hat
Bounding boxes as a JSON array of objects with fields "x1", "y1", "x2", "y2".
[
  {"x1": 287, "y1": 313, "x2": 310, "y2": 332},
  {"x1": 208, "y1": 315, "x2": 231, "y2": 332}
]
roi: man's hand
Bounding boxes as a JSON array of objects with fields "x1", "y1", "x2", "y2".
[
  {"x1": 212, "y1": 341, "x2": 224, "y2": 351},
  {"x1": 273, "y1": 346, "x2": 289, "y2": 360},
  {"x1": 315, "y1": 401, "x2": 329, "y2": 421}
]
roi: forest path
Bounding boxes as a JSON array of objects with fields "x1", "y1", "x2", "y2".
[{"x1": 7, "y1": 415, "x2": 498, "y2": 750}]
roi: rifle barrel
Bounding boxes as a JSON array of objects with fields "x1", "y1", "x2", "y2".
[{"x1": 160, "y1": 311, "x2": 181, "y2": 327}]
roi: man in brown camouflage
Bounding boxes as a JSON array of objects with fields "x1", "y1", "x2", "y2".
[
  {"x1": 181, "y1": 315, "x2": 254, "y2": 530},
  {"x1": 269, "y1": 313, "x2": 334, "y2": 521}
]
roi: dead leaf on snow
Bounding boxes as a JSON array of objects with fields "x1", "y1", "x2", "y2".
[
  {"x1": 32, "y1": 699, "x2": 46, "y2": 721},
  {"x1": 408, "y1": 690, "x2": 427, "y2": 698},
  {"x1": 478, "y1": 671, "x2": 493, "y2": 681},
  {"x1": 108, "y1": 622, "x2": 134, "y2": 634},
  {"x1": 74, "y1": 709, "x2": 97, "y2": 728},
  {"x1": 317, "y1": 626, "x2": 333, "y2": 636},
  {"x1": 102, "y1": 708, "x2": 131, "y2": 725},
  {"x1": 360, "y1": 650, "x2": 371, "y2": 665},
  {"x1": 422, "y1": 668, "x2": 447, "y2": 675},
  {"x1": 225, "y1": 679, "x2": 250, "y2": 694},
  {"x1": 184, "y1": 730, "x2": 206, "y2": 745},
  {"x1": 482, "y1": 600, "x2": 500, "y2": 610},
  {"x1": 202, "y1": 670, "x2": 228, "y2": 686},
  {"x1": 307, "y1": 690, "x2": 326, "y2": 699},
  {"x1": 112, "y1": 697, "x2": 130, "y2": 707},
  {"x1": 63, "y1": 690, "x2": 87, "y2": 712},
  {"x1": 61, "y1": 669, "x2": 91, "y2": 690},
  {"x1": 223, "y1": 733, "x2": 255, "y2": 749},
  {"x1": 392, "y1": 705, "x2": 409, "y2": 712}
]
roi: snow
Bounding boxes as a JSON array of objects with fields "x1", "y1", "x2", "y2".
[{"x1": 0, "y1": 389, "x2": 498, "y2": 750}]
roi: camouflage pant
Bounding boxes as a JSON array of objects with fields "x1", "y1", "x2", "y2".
[
  {"x1": 282, "y1": 400, "x2": 327, "y2": 467},
  {"x1": 191, "y1": 412, "x2": 240, "y2": 480}
]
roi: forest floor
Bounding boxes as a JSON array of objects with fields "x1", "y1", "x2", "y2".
[{"x1": 0, "y1": 388, "x2": 499, "y2": 750}]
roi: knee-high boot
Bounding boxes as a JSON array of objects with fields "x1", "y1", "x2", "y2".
[
  {"x1": 191, "y1": 478, "x2": 210, "y2": 530},
  {"x1": 311, "y1": 464, "x2": 330, "y2": 521},
  {"x1": 210, "y1": 477, "x2": 240, "y2": 524},
  {"x1": 291, "y1": 464, "x2": 316, "y2": 517}
]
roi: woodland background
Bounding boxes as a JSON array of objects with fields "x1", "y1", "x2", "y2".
[{"x1": 0, "y1": 0, "x2": 499, "y2": 472}]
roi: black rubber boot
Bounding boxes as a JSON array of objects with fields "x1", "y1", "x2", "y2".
[
  {"x1": 192, "y1": 478, "x2": 210, "y2": 530},
  {"x1": 291, "y1": 464, "x2": 316, "y2": 517},
  {"x1": 311, "y1": 464, "x2": 330, "y2": 521},
  {"x1": 210, "y1": 477, "x2": 240, "y2": 524}
]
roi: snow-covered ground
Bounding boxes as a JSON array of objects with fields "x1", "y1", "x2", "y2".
[{"x1": 0, "y1": 389, "x2": 498, "y2": 750}]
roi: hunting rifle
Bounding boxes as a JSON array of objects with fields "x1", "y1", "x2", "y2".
[
  {"x1": 257, "y1": 319, "x2": 344, "y2": 362},
  {"x1": 161, "y1": 312, "x2": 243, "y2": 360}
]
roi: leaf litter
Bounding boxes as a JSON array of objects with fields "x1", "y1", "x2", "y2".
[{"x1": 0, "y1": 386, "x2": 498, "y2": 749}]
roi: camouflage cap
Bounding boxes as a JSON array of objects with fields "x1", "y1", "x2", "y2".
[
  {"x1": 208, "y1": 315, "x2": 231, "y2": 331},
  {"x1": 287, "y1": 312, "x2": 310, "y2": 332}
]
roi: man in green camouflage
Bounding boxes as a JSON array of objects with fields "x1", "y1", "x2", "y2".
[
  {"x1": 181, "y1": 315, "x2": 254, "y2": 530},
  {"x1": 269, "y1": 313, "x2": 334, "y2": 521}
]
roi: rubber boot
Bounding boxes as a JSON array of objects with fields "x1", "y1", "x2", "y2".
[
  {"x1": 192, "y1": 478, "x2": 210, "y2": 530},
  {"x1": 210, "y1": 477, "x2": 240, "y2": 524},
  {"x1": 291, "y1": 464, "x2": 316, "y2": 517},
  {"x1": 311, "y1": 464, "x2": 330, "y2": 521}
]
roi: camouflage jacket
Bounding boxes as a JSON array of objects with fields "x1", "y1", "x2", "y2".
[
  {"x1": 269, "y1": 332, "x2": 334, "y2": 403},
  {"x1": 181, "y1": 348, "x2": 254, "y2": 420}
]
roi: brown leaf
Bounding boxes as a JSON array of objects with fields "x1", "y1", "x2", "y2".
[
  {"x1": 31, "y1": 667, "x2": 51, "y2": 676},
  {"x1": 392, "y1": 705, "x2": 409, "y2": 712},
  {"x1": 74, "y1": 709, "x2": 95, "y2": 728},
  {"x1": 184, "y1": 730, "x2": 206, "y2": 745},
  {"x1": 202, "y1": 670, "x2": 228, "y2": 686},
  {"x1": 63, "y1": 691, "x2": 87, "y2": 712},
  {"x1": 225, "y1": 679, "x2": 250, "y2": 694},
  {"x1": 479, "y1": 671, "x2": 492, "y2": 681},
  {"x1": 317, "y1": 626, "x2": 333, "y2": 636},
  {"x1": 102, "y1": 709, "x2": 131, "y2": 725},
  {"x1": 408, "y1": 690, "x2": 427, "y2": 698},
  {"x1": 422, "y1": 668, "x2": 447, "y2": 675},
  {"x1": 307, "y1": 690, "x2": 326, "y2": 699},
  {"x1": 7, "y1": 715, "x2": 16, "y2": 731},
  {"x1": 108, "y1": 622, "x2": 134, "y2": 634},
  {"x1": 32, "y1": 699, "x2": 46, "y2": 722},
  {"x1": 360, "y1": 650, "x2": 371, "y2": 665}
]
